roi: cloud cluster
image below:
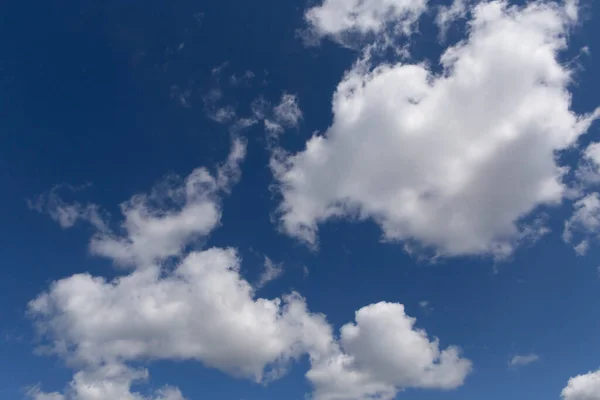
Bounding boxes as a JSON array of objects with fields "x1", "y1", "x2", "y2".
[
  {"x1": 274, "y1": 0, "x2": 600, "y2": 257},
  {"x1": 27, "y1": 0, "x2": 600, "y2": 399},
  {"x1": 29, "y1": 143, "x2": 470, "y2": 399}
]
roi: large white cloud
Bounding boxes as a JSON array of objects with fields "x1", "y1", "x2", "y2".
[
  {"x1": 562, "y1": 369, "x2": 600, "y2": 400},
  {"x1": 29, "y1": 247, "x2": 332, "y2": 381},
  {"x1": 273, "y1": 0, "x2": 600, "y2": 257},
  {"x1": 307, "y1": 302, "x2": 471, "y2": 400}
]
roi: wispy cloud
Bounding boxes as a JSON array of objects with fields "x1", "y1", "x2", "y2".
[{"x1": 509, "y1": 354, "x2": 539, "y2": 367}]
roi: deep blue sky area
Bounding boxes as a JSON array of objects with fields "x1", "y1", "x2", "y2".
[{"x1": 1, "y1": 0, "x2": 600, "y2": 399}]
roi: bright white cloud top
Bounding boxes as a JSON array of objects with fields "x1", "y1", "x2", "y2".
[{"x1": 274, "y1": 0, "x2": 600, "y2": 257}]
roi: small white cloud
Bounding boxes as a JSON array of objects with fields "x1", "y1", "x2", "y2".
[
  {"x1": 304, "y1": 0, "x2": 427, "y2": 46},
  {"x1": 575, "y1": 142, "x2": 600, "y2": 185},
  {"x1": 264, "y1": 94, "x2": 303, "y2": 137},
  {"x1": 563, "y1": 193, "x2": 600, "y2": 254},
  {"x1": 436, "y1": 0, "x2": 467, "y2": 39},
  {"x1": 211, "y1": 61, "x2": 229, "y2": 76},
  {"x1": 574, "y1": 240, "x2": 589, "y2": 256},
  {"x1": 562, "y1": 369, "x2": 600, "y2": 400},
  {"x1": 256, "y1": 256, "x2": 283, "y2": 289},
  {"x1": 307, "y1": 302, "x2": 472, "y2": 400},
  {"x1": 509, "y1": 354, "x2": 539, "y2": 367},
  {"x1": 28, "y1": 364, "x2": 185, "y2": 400},
  {"x1": 418, "y1": 300, "x2": 433, "y2": 312},
  {"x1": 27, "y1": 184, "x2": 107, "y2": 232}
]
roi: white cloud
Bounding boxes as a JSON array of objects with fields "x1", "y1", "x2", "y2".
[
  {"x1": 28, "y1": 364, "x2": 185, "y2": 400},
  {"x1": 29, "y1": 248, "x2": 332, "y2": 381},
  {"x1": 31, "y1": 256, "x2": 472, "y2": 399},
  {"x1": 89, "y1": 139, "x2": 245, "y2": 268},
  {"x1": 436, "y1": 0, "x2": 468, "y2": 38},
  {"x1": 273, "y1": 0, "x2": 600, "y2": 257},
  {"x1": 562, "y1": 369, "x2": 600, "y2": 400},
  {"x1": 256, "y1": 256, "x2": 284, "y2": 289},
  {"x1": 575, "y1": 142, "x2": 600, "y2": 185},
  {"x1": 509, "y1": 354, "x2": 539, "y2": 367},
  {"x1": 27, "y1": 388, "x2": 65, "y2": 400},
  {"x1": 31, "y1": 140, "x2": 246, "y2": 269},
  {"x1": 304, "y1": 0, "x2": 427, "y2": 45},
  {"x1": 563, "y1": 193, "x2": 600, "y2": 255},
  {"x1": 264, "y1": 94, "x2": 303, "y2": 137},
  {"x1": 29, "y1": 156, "x2": 470, "y2": 399},
  {"x1": 28, "y1": 185, "x2": 107, "y2": 232},
  {"x1": 307, "y1": 302, "x2": 472, "y2": 400}
]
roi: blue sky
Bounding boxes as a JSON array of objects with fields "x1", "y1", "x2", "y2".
[{"x1": 2, "y1": 0, "x2": 600, "y2": 399}]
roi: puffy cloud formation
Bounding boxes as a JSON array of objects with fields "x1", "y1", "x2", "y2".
[
  {"x1": 307, "y1": 302, "x2": 472, "y2": 400},
  {"x1": 273, "y1": 0, "x2": 600, "y2": 257},
  {"x1": 563, "y1": 193, "x2": 600, "y2": 255},
  {"x1": 304, "y1": 0, "x2": 427, "y2": 44},
  {"x1": 30, "y1": 264, "x2": 470, "y2": 399},
  {"x1": 562, "y1": 369, "x2": 600, "y2": 400},
  {"x1": 509, "y1": 354, "x2": 540, "y2": 367},
  {"x1": 29, "y1": 139, "x2": 470, "y2": 399},
  {"x1": 29, "y1": 248, "x2": 331, "y2": 381}
]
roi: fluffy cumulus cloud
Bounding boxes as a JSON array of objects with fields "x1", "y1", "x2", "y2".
[
  {"x1": 29, "y1": 139, "x2": 470, "y2": 399},
  {"x1": 307, "y1": 302, "x2": 471, "y2": 400},
  {"x1": 562, "y1": 369, "x2": 600, "y2": 400},
  {"x1": 304, "y1": 0, "x2": 427, "y2": 44},
  {"x1": 29, "y1": 248, "x2": 331, "y2": 381},
  {"x1": 273, "y1": 0, "x2": 600, "y2": 257}
]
